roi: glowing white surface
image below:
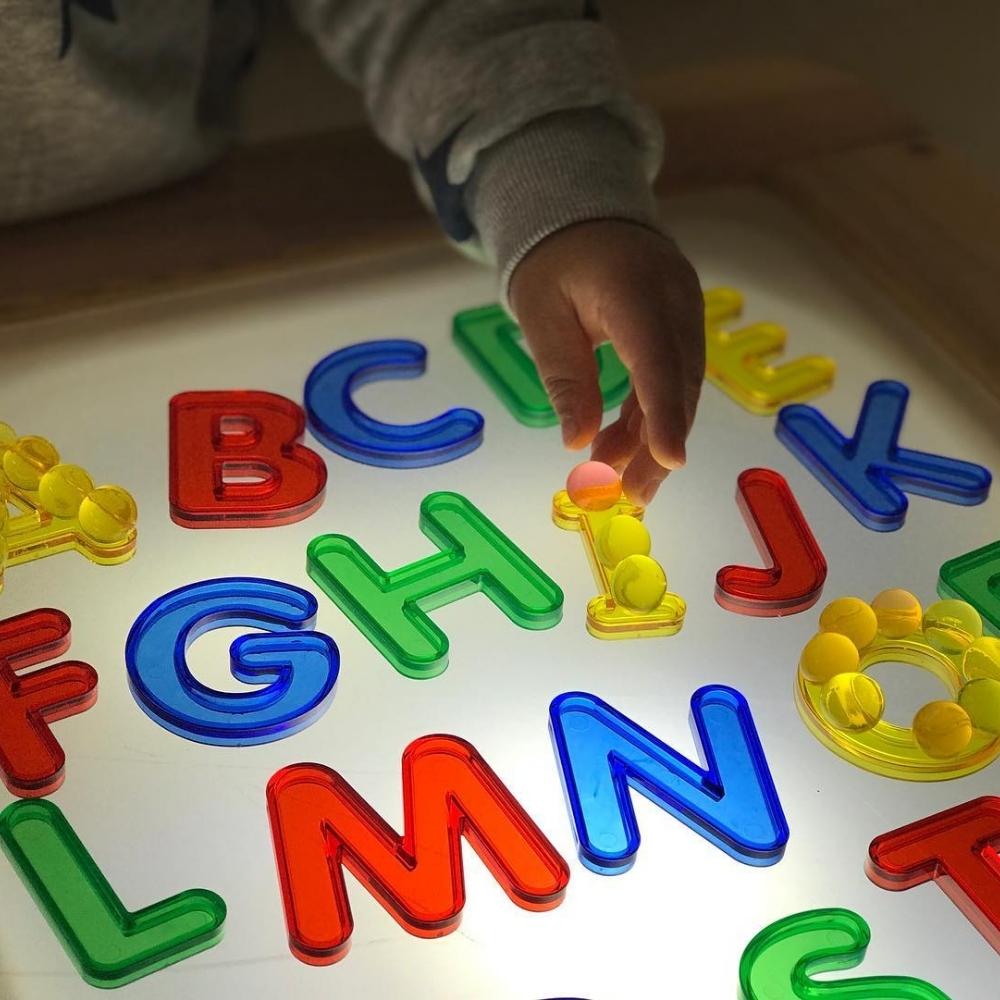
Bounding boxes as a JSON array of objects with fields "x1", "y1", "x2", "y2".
[{"x1": 2, "y1": 189, "x2": 999, "y2": 999}]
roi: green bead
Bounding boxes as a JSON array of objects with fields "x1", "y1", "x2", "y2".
[
  {"x1": 962, "y1": 636, "x2": 1000, "y2": 683},
  {"x1": 922, "y1": 599, "x2": 982, "y2": 654},
  {"x1": 959, "y1": 677, "x2": 1000, "y2": 735}
]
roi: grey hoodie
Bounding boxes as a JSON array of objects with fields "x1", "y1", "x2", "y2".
[{"x1": 0, "y1": 1, "x2": 663, "y2": 294}]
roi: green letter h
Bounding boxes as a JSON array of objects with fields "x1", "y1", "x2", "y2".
[{"x1": 307, "y1": 492, "x2": 563, "y2": 678}]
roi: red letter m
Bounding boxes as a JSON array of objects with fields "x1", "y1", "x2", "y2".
[{"x1": 266, "y1": 735, "x2": 569, "y2": 964}]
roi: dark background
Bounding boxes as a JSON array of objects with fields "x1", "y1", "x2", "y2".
[{"x1": 241, "y1": 1, "x2": 1000, "y2": 182}]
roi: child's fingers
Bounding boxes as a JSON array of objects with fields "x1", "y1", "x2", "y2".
[
  {"x1": 680, "y1": 314, "x2": 706, "y2": 431},
  {"x1": 591, "y1": 391, "x2": 641, "y2": 471},
  {"x1": 509, "y1": 220, "x2": 704, "y2": 484},
  {"x1": 622, "y1": 433, "x2": 671, "y2": 504},
  {"x1": 594, "y1": 396, "x2": 668, "y2": 504},
  {"x1": 614, "y1": 282, "x2": 703, "y2": 471},
  {"x1": 518, "y1": 303, "x2": 604, "y2": 449}
]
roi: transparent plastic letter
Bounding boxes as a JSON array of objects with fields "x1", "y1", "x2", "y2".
[
  {"x1": 304, "y1": 340, "x2": 483, "y2": 467},
  {"x1": 267, "y1": 735, "x2": 569, "y2": 964},
  {"x1": 0, "y1": 799, "x2": 226, "y2": 988},
  {"x1": 169, "y1": 390, "x2": 327, "y2": 528},
  {"x1": 0, "y1": 609, "x2": 97, "y2": 797},
  {"x1": 716, "y1": 467, "x2": 827, "y2": 616},
  {"x1": 868, "y1": 796, "x2": 1000, "y2": 955},
  {"x1": 704, "y1": 288, "x2": 836, "y2": 415},
  {"x1": 549, "y1": 687, "x2": 788, "y2": 873},
  {"x1": 776, "y1": 380, "x2": 991, "y2": 531},
  {"x1": 740, "y1": 908, "x2": 950, "y2": 999},
  {"x1": 307, "y1": 491, "x2": 562, "y2": 678},
  {"x1": 126, "y1": 577, "x2": 339, "y2": 745}
]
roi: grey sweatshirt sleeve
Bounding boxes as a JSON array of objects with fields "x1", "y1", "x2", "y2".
[{"x1": 289, "y1": 0, "x2": 664, "y2": 298}]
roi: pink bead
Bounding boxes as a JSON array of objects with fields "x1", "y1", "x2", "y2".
[{"x1": 566, "y1": 461, "x2": 622, "y2": 511}]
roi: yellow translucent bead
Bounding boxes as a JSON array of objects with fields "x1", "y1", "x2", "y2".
[
  {"x1": 0, "y1": 422, "x2": 16, "y2": 449},
  {"x1": 959, "y1": 678, "x2": 1000, "y2": 735},
  {"x1": 799, "y1": 631, "x2": 860, "y2": 684},
  {"x1": 611, "y1": 554, "x2": 667, "y2": 612},
  {"x1": 870, "y1": 588, "x2": 923, "y2": 638},
  {"x1": 922, "y1": 599, "x2": 982, "y2": 654},
  {"x1": 3, "y1": 436, "x2": 59, "y2": 491},
  {"x1": 961, "y1": 636, "x2": 1000, "y2": 683},
  {"x1": 596, "y1": 515, "x2": 651, "y2": 569},
  {"x1": 819, "y1": 672, "x2": 884, "y2": 731},
  {"x1": 819, "y1": 597, "x2": 878, "y2": 649},
  {"x1": 78, "y1": 486, "x2": 138, "y2": 544},
  {"x1": 913, "y1": 700, "x2": 973, "y2": 758},
  {"x1": 38, "y1": 465, "x2": 94, "y2": 519}
]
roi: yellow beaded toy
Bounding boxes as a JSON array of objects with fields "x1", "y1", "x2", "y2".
[
  {"x1": 796, "y1": 588, "x2": 1000, "y2": 780},
  {"x1": 0, "y1": 422, "x2": 138, "y2": 594},
  {"x1": 553, "y1": 462, "x2": 685, "y2": 639}
]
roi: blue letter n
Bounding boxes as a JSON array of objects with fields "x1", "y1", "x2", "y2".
[{"x1": 549, "y1": 686, "x2": 789, "y2": 874}]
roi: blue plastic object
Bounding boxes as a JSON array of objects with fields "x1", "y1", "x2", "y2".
[
  {"x1": 549, "y1": 687, "x2": 789, "y2": 874},
  {"x1": 304, "y1": 340, "x2": 484, "y2": 467},
  {"x1": 125, "y1": 578, "x2": 340, "y2": 746},
  {"x1": 776, "y1": 380, "x2": 991, "y2": 531}
]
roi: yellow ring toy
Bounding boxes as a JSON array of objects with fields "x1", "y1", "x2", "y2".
[{"x1": 795, "y1": 588, "x2": 1000, "y2": 780}]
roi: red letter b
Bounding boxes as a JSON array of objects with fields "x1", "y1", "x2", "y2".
[{"x1": 169, "y1": 391, "x2": 327, "y2": 528}]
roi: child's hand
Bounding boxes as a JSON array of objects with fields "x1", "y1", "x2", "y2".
[{"x1": 508, "y1": 220, "x2": 705, "y2": 504}]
